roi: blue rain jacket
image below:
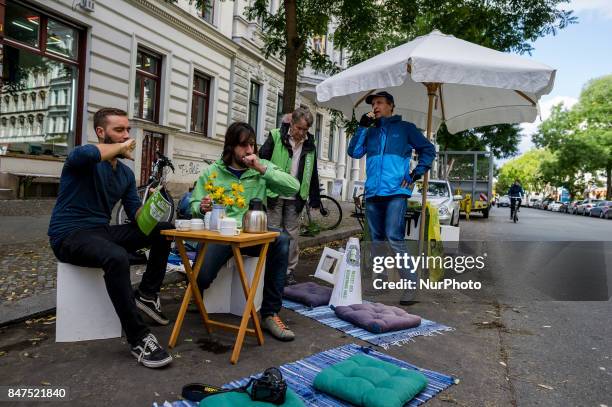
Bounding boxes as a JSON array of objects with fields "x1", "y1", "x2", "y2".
[{"x1": 347, "y1": 115, "x2": 436, "y2": 198}]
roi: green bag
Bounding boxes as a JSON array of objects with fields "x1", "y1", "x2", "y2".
[
  {"x1": 136, "y1": 188, "x2": 171, "y2": 236},
  {"x1": 199, "y1": 387, "x2": 304, "y2": 407}
]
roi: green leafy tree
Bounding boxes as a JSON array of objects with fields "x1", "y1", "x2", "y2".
[
  {"x1": 173, "y1": 0, "x2": 574, "y2": 131},
  {"x1": 495, "y1": 149, "x2": 552, "y2": 195},
  {"x1": 575, "y1": 76, "x2": 612, "y2": 198},
  {"x1": 534, "y1": 75, "x2": 612, "y2": 199}
]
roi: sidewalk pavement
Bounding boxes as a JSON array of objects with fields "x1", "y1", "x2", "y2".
[{"x1": 0, "y1": 200, "x2": 360, "y2": 326}]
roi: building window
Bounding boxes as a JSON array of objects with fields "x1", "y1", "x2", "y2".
[
  {"x1": 248, "y1": 81, "x2": 261, "y2": 136},
  {"x1": 315, "y1": 113, "x2": 322, "y2": 153},
  {"x1": 328, "y1": 123, "x2": 335, "y2": 161},
  {"x1": 0, "y1": 2, "x2": 84, "y2": 158},
  {"x1": 201, "y1": 0, "x2": 214, "y2": 24},
  {"x1": 134, "y1": 47, "x2": 161, "y2": 123},
  {"x1": 276, "y1": 94, "x2": 284, "y2": 128},
  {"x1": 191, "y1": 72, "x2": 211, "y2": 136}
]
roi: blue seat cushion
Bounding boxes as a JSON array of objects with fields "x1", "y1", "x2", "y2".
[
  {"x1": 334, "y1": 302, "x2": 421, "y2": 333},
  {"x1": 313, "y1": 353, "x2": 427, "y2": 407},
  {"x1": 283, "y1": 282, "x2": 332, "y2": 307}
]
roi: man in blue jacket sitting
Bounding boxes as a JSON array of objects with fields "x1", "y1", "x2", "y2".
[{"x1": 347, "y1": 91, "x2": 436, "y2": 304}]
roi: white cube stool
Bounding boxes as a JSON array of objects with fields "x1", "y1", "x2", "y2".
[
  {"x1": 203, "y1": 256, "x2": 265, "y2": 316},
  {"x1": 56, "y1": 262, "x2": 122, "y2": 342}
]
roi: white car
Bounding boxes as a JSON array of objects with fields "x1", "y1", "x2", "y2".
[
  {"x1": 549, "y1": 201, "x2": 564, "y2": 212},
  {"x1": 409, "y1": 179, "x2": 461, "y2": 226}
]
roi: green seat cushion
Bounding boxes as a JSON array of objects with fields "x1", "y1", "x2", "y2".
[
  {"x1": 199, "y1": 387, "x2": 304, "y2": 407},
  {"x1": 313, "y1": 353, "x2": 428, "y2": 407}
]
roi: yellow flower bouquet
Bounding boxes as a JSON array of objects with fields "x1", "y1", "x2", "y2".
[{"x1": 204, "y1": 172, "x2": 247, "y2": 209}]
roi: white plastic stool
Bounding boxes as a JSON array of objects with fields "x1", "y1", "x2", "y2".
[
  {"x1": 56, "y1": 262, "x2": 122, "y2": 342},
  {"x1": 203, "y1": 256, "x2": 265, "y2": 316}
]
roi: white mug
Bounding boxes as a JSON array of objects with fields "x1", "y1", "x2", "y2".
[
  {"x1": 219, "y1": 218, "x2": 240, "y2": 236},
  {"x1": 176, "y1": 219, "x2": 191, "y2": 231},
  {"x1": 190, "y1": 218, "x2": 205, "y2": 230}
]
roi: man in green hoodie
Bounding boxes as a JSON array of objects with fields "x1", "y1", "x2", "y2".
[{"x1": 190, "y1": 122, "x2": 300, "y2": 341}]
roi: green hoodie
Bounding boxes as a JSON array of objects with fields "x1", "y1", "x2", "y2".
[{"x1": 190, "y1": 159, "x2": 299, "y2": 227}]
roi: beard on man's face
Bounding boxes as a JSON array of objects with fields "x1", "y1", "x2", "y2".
[{"x1": 232, "y1": 152, "x2": 247, "y2": 168}]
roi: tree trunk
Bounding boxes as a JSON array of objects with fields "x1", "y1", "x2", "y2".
[
  {"x1": 282, "y1": 0, "x2": 304, "y2": 114},
  {"x1": 607, "y1": 164, "x2": 611, "y2": 200}
]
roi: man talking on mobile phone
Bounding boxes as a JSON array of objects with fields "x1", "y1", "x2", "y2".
[{"x1": 347, "y1": 91, "x2": 436, "y2": 305}]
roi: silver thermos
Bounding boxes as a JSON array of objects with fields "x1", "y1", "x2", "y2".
[{"x1": 242, "y1": 198, "x2": 268, "y2": 233}]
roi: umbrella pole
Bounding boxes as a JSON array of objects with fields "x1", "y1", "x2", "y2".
[{"x1": 417, "y1": 83, "x2": 440, "y2": 255}]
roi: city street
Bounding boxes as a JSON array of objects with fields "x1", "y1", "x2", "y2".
[{"x1": 0, "y1": 204, "x2": 610, "y2": 406}]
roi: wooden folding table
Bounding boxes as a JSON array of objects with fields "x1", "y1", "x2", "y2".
[{"x1": 161, "y1": 229, "x2": 279, "y2": 364}]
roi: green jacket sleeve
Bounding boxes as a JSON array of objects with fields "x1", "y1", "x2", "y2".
[
  {"x1": 190, "y1": 167, "x2": 210, "y2": 218},
  {"x1": 260, "y1": 159, "x2": 299, "y2": 197}
]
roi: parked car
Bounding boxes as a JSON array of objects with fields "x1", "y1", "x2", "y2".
[
  {"x1": 558, "y1": 202, "x2": 570, "y2": 213},
  {"x1": 528, "y1": 198, "x2": 539, "y2": 207},
  {"x1": 541, "y1": 198, "x2": 554, "y2": 210},
  {"x1": 567, "y1": 200, "x2": 582, "y2": 215},
  {"x1": 549, "y1": 201, "x2": 564, "y2": 212},
  {"x1": 574, "y1": 200, "x2": 587, "y2": 215},
  {"x1": 533, "y1": 200, "x2": 543, "y2": 209},
  {"x1": 583, "y1": 199, "x2": 603, "y2": 216},
  {"x1": 498, "y1": 195, "x2": 511, "y2": 207},
  {"x1": 589, "y1": 201, "x2": 612, "y2": 218},
  {"x1": 408, "y1": 179, "x2": 461, "y2": 226}
]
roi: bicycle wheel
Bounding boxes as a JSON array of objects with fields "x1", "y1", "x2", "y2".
[
  {"x1": 307, "y1": 195, "x2": 342, "y2": 230},
  {"x1": 116, "y1": 186, "x2": 147, "y2": 225}
]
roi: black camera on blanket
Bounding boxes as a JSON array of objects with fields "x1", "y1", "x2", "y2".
[
  {"x1": 244, "y1": 367, "x2": 287, "y2": 404},
  {"x1": 183, "y1": 367, "x2": 287, "y2": 404}
]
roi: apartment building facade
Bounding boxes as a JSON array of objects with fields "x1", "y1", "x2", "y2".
[{"x1": 0, "y1": 0, "x2": 365, "y2": 200}]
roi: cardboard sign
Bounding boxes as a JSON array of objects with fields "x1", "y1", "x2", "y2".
[
  {"x1": 314, "y1": 247, "x2": 343, "y2": 285},
  {"x1": 329, "y1": 237, "x2": 362, "y2": 307}
]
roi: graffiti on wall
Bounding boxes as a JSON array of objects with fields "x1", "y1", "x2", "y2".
[{"x1": 177, "y1": 161, "x2": 204, "y2": 176}]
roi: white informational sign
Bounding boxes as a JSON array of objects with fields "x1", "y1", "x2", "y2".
[
  {"x1": 314, "y1": 247, "x2": 344, "y2": 285},
  {"x1": 329, "y1": 237, "x2": 362, "y2": 307}
]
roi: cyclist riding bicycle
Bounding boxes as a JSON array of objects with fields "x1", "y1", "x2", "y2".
[{"x1": 508, "y1": 179, "x2": 525, "y2": 220}]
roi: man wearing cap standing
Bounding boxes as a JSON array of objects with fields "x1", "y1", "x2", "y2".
[{"x1": 347, "y1": 91, "x2": 436, "y2": 305}]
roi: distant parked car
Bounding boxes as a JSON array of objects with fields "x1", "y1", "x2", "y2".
[
  {"x1": 533, "y1": 200, "x2": 543, "y2": 209},
  {"x1": 567, "y1": 200, "x2": 582, "y2": 215},
  {"x1": 558, "y1": 202, "x2": 570, "y2": 213},
  {"x1": 589, "y1": 201, "x2": 612, "y2": 218},
  {"x1": 528, "y1": 198, "x2": 539, "y2": 207},
  {"x1": 583, "y1": 199, "x2": 603, "y2": 216},
  {"x1": 574, "y1": 200, "x2": 587, "y2": 215},
  {"x1": 549, "y1": 201, "x2": 564, "y2": 212},
  {"x1": 498, "y1": 195, "x2": 511, "y2": 207},
  {"x1": 541, "y1": 198, "x2": 554, "y2": 210}
]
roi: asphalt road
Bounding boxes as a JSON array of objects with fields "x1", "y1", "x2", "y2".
[{"x1": 0, "y1": 204, "x2": 610, "y2": 406}]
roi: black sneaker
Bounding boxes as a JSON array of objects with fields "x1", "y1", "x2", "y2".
[
  {"x1": 130, "y1": 333, "x2": 173, "y2": 368},
  {"x1": 135, "y1": 290, "x2": 170, "y2": 325}
]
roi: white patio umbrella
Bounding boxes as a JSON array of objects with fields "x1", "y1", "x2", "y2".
[{"x1": 316, "y1": 30, "x2": 555, "y2": 249}]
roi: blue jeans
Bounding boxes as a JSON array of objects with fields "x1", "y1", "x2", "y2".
[
  {"x1": 366, "y1": 197, "x2": 408, "y2": 244},
  {"x1": 196, "y1": 228, "x2": 289, "y2": 317},
  {"x1": 366, "y1": 197, "x2": 417, "y2": 299}
]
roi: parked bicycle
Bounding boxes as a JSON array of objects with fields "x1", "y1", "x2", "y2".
[
  {"x1": 116, "y1": 151, "x2": 175, "y2": 225},
  {"x1": 300, "y1": 188, "x2": 342, "y2": 234}
]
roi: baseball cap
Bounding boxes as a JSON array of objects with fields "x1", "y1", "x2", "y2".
[{"x1": 365, "y1": 91, "x2": 395, "y2": 105}]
